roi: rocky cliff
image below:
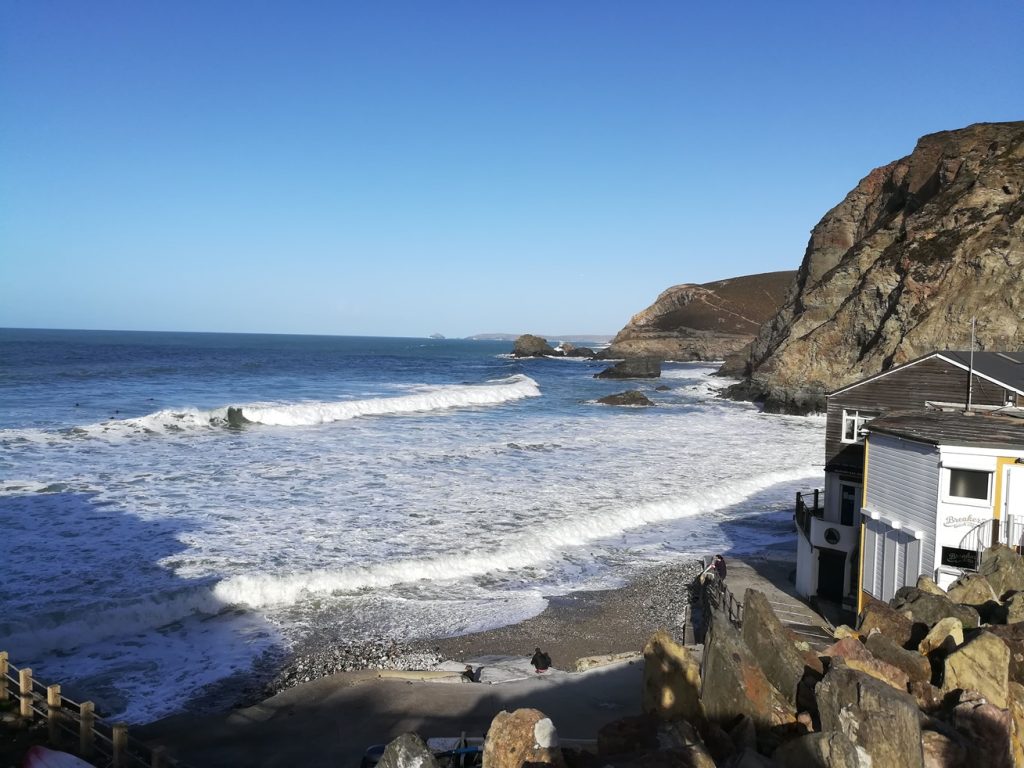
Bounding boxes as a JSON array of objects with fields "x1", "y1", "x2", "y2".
[
  {"x1": 726, "y1": 121, "x2": 1024, "y2": 413},
  {"x1": 607, "y1": 271, "x2": 796, "y2": 361}
]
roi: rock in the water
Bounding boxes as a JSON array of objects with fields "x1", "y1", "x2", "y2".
[
  {"x1": 979, "y1": 545, "x2": 1024, "y2": 599},
  {"x1": 772, "y1": 732, "x2": 867, "y2": 768},
  {"x1": 891, "y1": 587, "x2": 980, "y2": 630},
  {"x1": 654, "y1": 385, "x2": 670, "y2": 391},
  {"x1": 597, "y1": 390, "x2": 654, "y2": 407},
  {"x1": 594, "y1": 358, "x2": 661, "y2": 379},
  {"x1": 700, "y1": 613, "x2": 796, "y2": 731},
  {"x1": 641, "y1": 630, "x2": 703, "y2": 722},
  {"x1": 816, "y1": 665, "x2": 924, "y2": 768},
  {"x1": 377, "y1": 733, "x2": 440, "y2": 768},
  {"x1": 483, "y1": 709, "x2": 565, "y2": 768},
  {"x1": 741, "y1": 589, "x2": 817, "y2": 706},
  {"x1": 513, "y1": 334, "x2": 557, "y2": 358},
  {"x1": 943, "y1": 631, "x2": 1010, "y2": 708},
  {"x1": 919, "y1": 617, "x2": 965, "y2": 657},
  {"x1": 725, "y1": 121, "x2": 1024, "y2": 414},
  {"x1": 865, "y1": 631, "x2": 932, "y2": 684},
  {"x1": 606, "y1": 271, "x2": 795, "y2": 362}
]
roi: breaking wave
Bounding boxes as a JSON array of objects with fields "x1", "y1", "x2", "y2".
[{"x1": 213, "y1": 466, "x2": 815, "y2": 609}]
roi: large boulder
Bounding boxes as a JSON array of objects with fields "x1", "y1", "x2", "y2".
[
  {"x1": 1010, "y1": 682, "x2": 1024, "y2": 768},
  {"x1": 700, "y1": 613, "x2": 796, "y2": 731},
  {"x1": 946, "y1": 573, "x2": 999, "y2": 608},
  {"x1": 858, "y1": 595, "x2": 916, "y2": 647},
  {"x1": 594, "y1": 358, "x2": 661, "y2": 379},
  {"x1": 816, "y1": 666, "x2": 924, "y2": 768},
  {"x1": 943, "y1": 631, "x2": 1011, "y2": 708},
  {"x1": 891, "y1": 587, "x2": 980, "y2": 630},
  {"x1": 741, "y1": 589, "x2": 817, "y2": 707},
  {"x1": 597, "y1": 715, "x2": 657, "y2": 757},
  {"x1": 951, "y1": 692, "x2": 1014, "y2": 768},
  {"x1": 772, "y1": 732, "x2": 869, "y2": 768},
  {"x1": 641, "y1": 630, "x2": 703, "y2": 722},
  {"x1": 979, "y1": 545, "x2": 1024, "y2": 598},
  {"x1": 377, "y1": 733, "x2": 441, "y2": 768},
  {"x1": 865, "y1": 631, "x2": 932, "y2": 684},
  {"x1": 821, "y1": 638, "x2": 909, "y2": 691},
  {"x1": 919, "y1": 617, "x2": 965, "y2": 657},
  {"x1": 920, "y1": 729, "x2": 968, "y2": 768},
  {"x1": 1005, "y1": 592, "x2": 1024, "y2": 624},
  {"x1": 986, "y1": 622, "x2": 1024, "y2": 684},
  {"x1": 597, "y1": 390, "x2": 654, "y2": 407},
  {"x1": 513, "y1": 334, "x2": 557, "y2": 358},
  {"x1": 483, "y1": 709, "x2": 565, "y2": 768},
  {"x1": 916, "y1": 575, "x2": 947, "y2": 596}
]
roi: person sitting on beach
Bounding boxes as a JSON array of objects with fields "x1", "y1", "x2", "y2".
[
  {"x1": 461, "y1": 664, "x2": 477, "y2": 683},
  {"x1": 531, "y1": 647, "x2": 551, "y2": 673},
  {"x1": 713, "y1": 554, "x2": 727, "y2": 580}
]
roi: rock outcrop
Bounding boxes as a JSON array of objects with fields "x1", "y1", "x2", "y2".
[
  {"x1": 513, "y1": 334, "x2": 558, "y2": 357},
  {"x1": 597, "y1": 390, "x2": 655, "y2": 407},
  {"x1": 594, "y1": 359, "x2": 661, "y2": 379},
  {"x1": 608, "y1": 271, "x2": 795, "y2": 362},
  {"x1": 726, "y1": 121, "x2": 1024, "y2": 413}
]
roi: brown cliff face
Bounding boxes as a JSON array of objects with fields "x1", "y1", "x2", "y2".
[
  {"x1": 608, "y1": 271, "x2": 795, "y2": 361},
  {"x1": 729, "y1": 121, "x2": 1024, "y2": 413}
]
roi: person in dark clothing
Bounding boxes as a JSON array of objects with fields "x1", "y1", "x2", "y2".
[
  {"x1": 461, "y1": 664, "x2": 477, "y2": 683},
  {"x1": 531, "y1": 647, "x2": 551, "y2": 672},
  {"x1": 713, "y1": 554, "x2": 727, "y2": 580}
]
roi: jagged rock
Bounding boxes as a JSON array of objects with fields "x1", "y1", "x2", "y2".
[
  {"x1": 1009, "y1": 682, "x2": 1024, "y2": 768},
  {"x1": 858, "y1": 595, "x2": 916, "y2": 647},
  {"x1": 726, "y1": 121, "x2": 1024, "y2": 414},
  {"x1": 921, "y1": 729, "x2": 968, "y2": 768},
  {"x1": 1005, "y1": 592, "x2": 1024, "y2": 624},
  {"x1": 701, "y1": 613, "x2": 796, "y2": 730},
  {"x1": 727, "y1": 715, "x2": 756, "y2": 752},
  {"x1": 597, "y1": 715, "x2": 657, "y2": 756},
  {"x1": 816, "y1": 666, "x2": 924, "y2": 768},
  {"x1": 513, "y1": 334, "x2": 557, "y2": 358},
  {"x1": 658, "y1": 721, "x2": 717, "y2": 768},
  {"x1": 377, "y1": 733, "x2": 441, "y2": 768},
  {"x1": 594, "y1": 359, "x2": 661, "y2": 379},
  {"x1": 483, "y1": 709, "x2": 565, "y2": 768},
  {"x1": 772, "y1": 732, "x2": 867, "y2": 768},
  {"x1": 951, "y1": 692, "x2": 1014, "y2": 768},
  {"x1": 822, "y1": 640, "x2": 910, "y2": 691},
  {"x1": 979, "y1": 545, "x2": 1024, "y2": 599},
  {"x1": 562, "y1": 346, "x2": 594, "y2": 358},
  {"x1": 654, "y1": 385, "x2": 670, "y2": 391},
  {"x1": 597, "y1": 390, "x2": 654, "y2": 407},
  {"x1": 607, "y1": 271, "x2": 794, "y2": 362},
  {"x1": 866, "y1": 631, "x2": 932, "y2": 683},
  {"x1": 947, "y1": 573, "x2": 999, "y2": 607},
  {"x1": 917, "y1": 575, "x2": 947, "y2": 596},
  {"x1": 987, "y1": 623, "x2": 1024, "y2": 684},
  {"x1": 910, "y1": 680, "x2": 946, "y2": 712},
  {"x1": 832, "y1": 625, "x2": 860, "y2": 641},
  {"x1": 943, "y1": 631, "x2": 1010, "y2": 708},
  {"x1": 641, "y1": 631, "x2": 703, "y2": 722},
  {"x1": 919, "y1": 617, "x2": 965, "y2": 657},
  {"x1": 741, "y1": 589, "x2": 818, "y2": 706},
  {"x1": 891, "y1": 587, "x2": 980, "y2": 630}
]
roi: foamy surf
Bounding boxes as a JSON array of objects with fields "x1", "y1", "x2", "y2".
[{"x1": 213, "y1": 466, "x2": 817, "y2": 610}]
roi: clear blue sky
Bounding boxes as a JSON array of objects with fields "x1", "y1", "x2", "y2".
[{"x1": 2, "y1": 2, "x2": 1021, "y2": 337}]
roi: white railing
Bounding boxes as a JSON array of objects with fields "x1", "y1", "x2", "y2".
[{"x1": 959, "y1": 514, "x2": 1024, "y2": 560}]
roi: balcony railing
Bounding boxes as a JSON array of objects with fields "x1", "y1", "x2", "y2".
[{"x1": 795, "y1": 489, "x2": 824, "y2": 539}]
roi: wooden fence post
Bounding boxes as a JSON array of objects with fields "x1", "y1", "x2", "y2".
[
  {"x1": 47, "y1": 684, "x2": 62, "y2": 745},
  {"x1": 79, "y1": 701, "x2": 95, "y2": 757},
  {"x1": 0, "y1": 651, "x2": 8, "y2": 701},
  {"x1": 112, "y1": 722, "x2": 128, "y2": 768},
  {"x1": 19, "y1": 668, "x2": 33, "y2": 718}
]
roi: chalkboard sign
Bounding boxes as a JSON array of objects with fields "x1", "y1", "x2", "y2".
[{"x1": 941, "y1": 546, "x2": 978, "y2": 570}]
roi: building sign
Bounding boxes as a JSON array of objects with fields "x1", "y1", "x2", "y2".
[{"x1": 940, "y1": 546, "x2": 978, "y2": 570}]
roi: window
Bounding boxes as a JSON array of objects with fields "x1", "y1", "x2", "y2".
[
  {"x1": 841, "y1": 410, "x2": 875, "y2": 443},
  {"x1": 840, "y1": 483, "x2": 859, "y2": 526},
  {"x1": 948, "y1": 469, "x2": 991, "y2": 501}
]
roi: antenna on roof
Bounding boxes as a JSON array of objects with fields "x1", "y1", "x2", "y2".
[{"x1": 965, "y1": 317, "x2": 976, "y2": 415}]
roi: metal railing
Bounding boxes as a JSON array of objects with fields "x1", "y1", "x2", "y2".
[
  {"x1": 795, "y1": 489, "x2": 824, "y2": 538},
  {"x1": 1, "y1": 651, "x2": 183, "y2": 767},
  {"x1": 959, "y1": 514, "x2": 1024, "y2": 561}
]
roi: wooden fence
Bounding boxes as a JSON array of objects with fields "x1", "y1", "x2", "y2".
[{"x1": 1, "y1": 651, "x2": 182, "y2": 768}]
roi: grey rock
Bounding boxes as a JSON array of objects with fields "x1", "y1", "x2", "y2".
[
  {"x1": 377, "y1": 733, "x2": 440, "y2": 768},
  {"x1": 594, "y1": 358, "x2": 662, "y2": 379},
  {"x1": 773, "y1": 732, "x2": 867, "y2": 768},
  {"x1": 513, "y1": 334, "x2": 557, "y2": 357},
  {"x1": 597, "y1": 390, "x2": 655, "y2": 407},
  {"x1": 891, "y1": 587, "x2": 980, "y2": 630}
]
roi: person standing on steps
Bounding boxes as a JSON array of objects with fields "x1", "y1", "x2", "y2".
[{"x1": 713, "y1": 554, "x2": 727, "y2": 580}]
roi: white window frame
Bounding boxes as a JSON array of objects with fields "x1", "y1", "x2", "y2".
[
  {"x1": 941, "y1": 467, "x2": 993, "y2": 508},
  {"x1": 841, "y1": 410, "x2": 875, "y2": 444}
]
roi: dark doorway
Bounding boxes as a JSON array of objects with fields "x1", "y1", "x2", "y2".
[{"x1": 817, "y1": 549, "x2": 846, "y2": 601}]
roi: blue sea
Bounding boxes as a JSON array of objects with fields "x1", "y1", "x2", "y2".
[{"x1": 0, "y1": 328, "x2": 823, "y2": 722}]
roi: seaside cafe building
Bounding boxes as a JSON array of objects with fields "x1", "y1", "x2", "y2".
[
  {"x1": 857, "y1": 408, "x2": 1024, "y2": 608},
  {"x1": 794, "y1": 350, "x2": 1024, "y2": 607}
]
